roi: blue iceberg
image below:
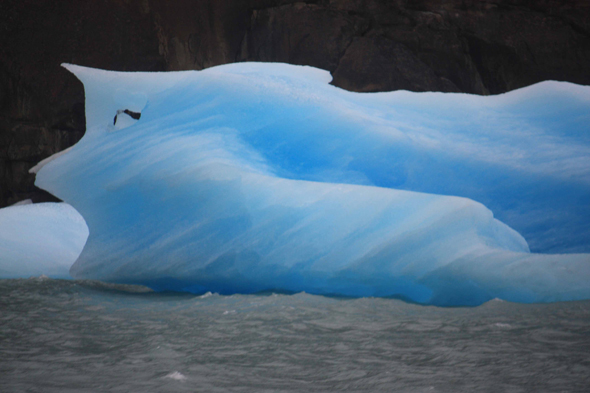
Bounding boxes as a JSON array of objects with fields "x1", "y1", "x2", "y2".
[
  {"x1": 31, "y1": 62, "x2": 590, "y2": 306},
  {"x1": 0, "y1": 202, "x2": 88, "y2": 278}
]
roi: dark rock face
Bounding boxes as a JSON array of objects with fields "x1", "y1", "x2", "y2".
[{"x1": 1, "y1": 0, "x2": 589, "y2": 207}]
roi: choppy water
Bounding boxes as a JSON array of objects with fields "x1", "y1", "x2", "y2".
[{"x1": 1, "y1": 277, "x2": 589, "y2": 392}]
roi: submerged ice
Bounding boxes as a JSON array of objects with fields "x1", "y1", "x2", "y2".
[{"x1": 30, "y1": 62, "x2": 590, "y2": 306}]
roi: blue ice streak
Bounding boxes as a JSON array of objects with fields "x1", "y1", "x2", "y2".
[{"x1": 32, "y1": 62, "x2": 590, "y2": 306}]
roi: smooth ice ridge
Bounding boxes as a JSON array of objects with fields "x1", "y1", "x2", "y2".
[
  {"x1": 0, "y1": 202, "x2": 88, "y2": 278},
  {"x1": 33, "y1": 62, "x2": 590, "y2": 306}
]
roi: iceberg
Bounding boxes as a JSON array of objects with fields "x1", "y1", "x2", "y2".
[
  {"x1": 0, "y1": 202, "x2": 88, "y2": 278},
  {"x1": 30, "y1": 62, "x2": 590, "y2": 306}
]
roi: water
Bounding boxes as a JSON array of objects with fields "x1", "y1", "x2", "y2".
[{"x1": 1, "y1": 278, "x2": 589, "y2": 392}]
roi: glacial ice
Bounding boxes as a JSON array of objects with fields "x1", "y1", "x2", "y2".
[
  {"x1": 29, "y1": 62, "x2": 590, "y2": 306},
  {"x1": 0, "y1": 202, "x2": 88, "y2": 278}
]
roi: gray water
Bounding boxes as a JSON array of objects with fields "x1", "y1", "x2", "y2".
[{"x1": 1, "y1": 277, "x2": 589, "y2": 392}]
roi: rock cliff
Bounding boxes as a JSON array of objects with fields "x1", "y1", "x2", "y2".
[{"x1": 1, "y1": 0, "x2": 589, "y2": 206}]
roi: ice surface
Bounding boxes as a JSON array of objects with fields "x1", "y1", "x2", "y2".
[
  {"x1": 32, "y1": 62, "x2": 590, "y2": 305},
  {"x1": 0, "y1": 203, "x2": 88, "y2": 278}
]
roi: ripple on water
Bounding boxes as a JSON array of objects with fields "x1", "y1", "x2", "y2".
[{"x1": 1, "y1": 278, "x2": 590, "y2": 392}]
